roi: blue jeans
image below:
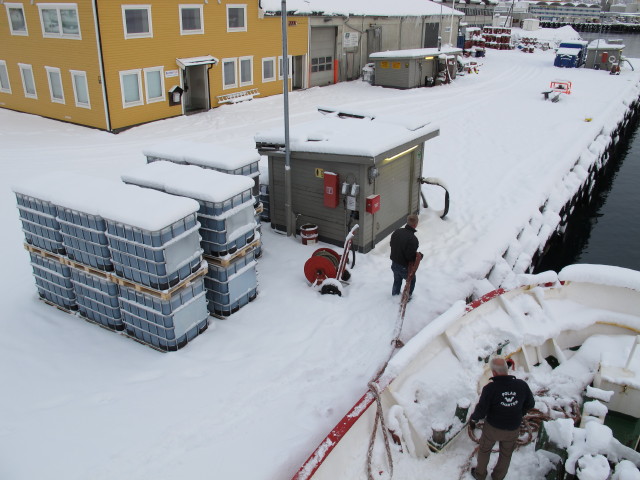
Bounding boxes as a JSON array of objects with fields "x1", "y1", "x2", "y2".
[{"x1": 391, "y1": 261, "x2": 416, "y2": 296}]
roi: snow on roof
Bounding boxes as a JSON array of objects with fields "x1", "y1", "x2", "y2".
[
  {"x1": 143, "y1": 140, "x2": 259, "y2": 170},
  {"x1": 255, "y1": 111, "x2": 439, "y2": 158},
  {"x1": 122, "y1": 161, "x2": 255, "y2": 203},
  {"x1": 261, "y1": 0, "x2": 464, "y2": 17},
  {"x1": 556, "y1": 47, "x2": 581, "y2": 56},
  {"x1": 587, "y1": 39, "x2": 625, "y2": 50},
  {"x1": 370, "y1": 46, "x2": 463, "y2": 59}
]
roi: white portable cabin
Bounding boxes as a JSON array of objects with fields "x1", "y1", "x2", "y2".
[{"x1": 255, "y1": 109, "x2": 440, "y2": 253}]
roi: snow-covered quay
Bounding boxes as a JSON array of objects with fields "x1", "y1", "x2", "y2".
[{"x1": 1, "y1": 45, "x2": 640, "y2": 480}]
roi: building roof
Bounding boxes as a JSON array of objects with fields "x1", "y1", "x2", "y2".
[
  {"x1": 255, "y1": 110, "x2": 440, "y2": 159},
  {"x1": 261, "y1": 0, "x2": 464, "y2": 17},
  {"x1": 370, "y1": 46, "x2": 463, "y2": 59}
]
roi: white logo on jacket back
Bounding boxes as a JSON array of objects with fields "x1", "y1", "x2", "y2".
[{"x1": 500, "y1": 391, "x2": 517, "y2": 407}]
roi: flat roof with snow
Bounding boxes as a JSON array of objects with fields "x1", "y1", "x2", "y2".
[
  {"x1": 260, "y1": 0, "x2": 464, "y2": 16},
  {"x1": 255, "y1": 111, "x2": 439, "y2": 160},
  {"x1": 370, "y1": 47, "x2": 463, "y2": 59}
]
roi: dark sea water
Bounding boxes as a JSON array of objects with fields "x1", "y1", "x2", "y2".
[{"x1": 535, "y1": 32, "x2": 640, "y2": 272}]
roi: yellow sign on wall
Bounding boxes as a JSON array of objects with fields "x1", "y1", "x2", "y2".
[
  {"x1": 392, "y1": 62, "x2": 402, "y2": 69},
  {"x1": 380, "y1": 61, "x2": 389, "y2": 69},
  {"x1": 315, "y1": 168, "x2": 324, "y2": 178}
]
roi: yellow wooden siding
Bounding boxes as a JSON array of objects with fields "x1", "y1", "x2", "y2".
[
  {"x1": 98, "y1": 1, "x2": 308, "y2": 131},
  {"x1": 0, "y1": 1, "x2": 107, "y2": 129}
]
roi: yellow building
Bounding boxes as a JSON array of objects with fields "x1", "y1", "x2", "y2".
[{"x1": 0, "y1": 1, "x2": 308, "y2": 131}]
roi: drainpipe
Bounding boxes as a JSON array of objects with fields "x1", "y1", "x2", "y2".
[
  {"x1": 282, "y1": 0, "x2": 293, "y2": 236},
  {"x1": 92, "y1": 0, "x2": 111, "y2": 132}
]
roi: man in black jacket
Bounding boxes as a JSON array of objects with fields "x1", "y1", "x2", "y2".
[
  {"x1": 469, "y1": 357, "x2": 535, "y2": 480},
  {"x1": 389, "y1": 214, "x2": 421, "y2": 297}
]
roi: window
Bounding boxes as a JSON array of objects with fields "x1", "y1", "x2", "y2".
[
  {"x1": 239, "y1": 56, "x2": 253, "y2": 87},
  {"x1": 222, "y1": 58, "x2": 237, "y2": 89},
  {"x1": 0, "y1": 61, "x2": 11, "y2": 94},
  {"x1": 119, "y1": 69, "x2": 143, "y2": 107},
  {"x1": 262, "y1": 57, "x2": 275, "y2": 83},
  {"x1": 6, "y1": 3, "x2": 28, "y2": 36},
  {"x1": 278, "y1": 55, "x2": 293, "y2": 79},
  {"x1": 226, "y1": 4, "x2": 246, "y2": 32},
  {"x1": 38, "y1": 4, "x2": 81, "y2": 39},
  {"x1": 70, "y1": 70, "x2": 90, "y2": 108},
  {"x1": 18, "y1": 63, "x2": 37, "y2": 99},
  {"x1": 310, "y1": 56, "x2": 332, "y2": 73},
  {"x1": 143, "y1": 66, "x2": 164, "y2": 103},
  {"x1": 45, "y1": 66, "x2": 65, "y2": 103},
  {"x1": 122, "y1": 5, "x2": 152, "y2": 38},
  {"x1": 179, "y1": 4, "x2": 203, "y2": 35}
]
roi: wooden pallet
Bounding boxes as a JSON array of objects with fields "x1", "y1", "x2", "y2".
[
  {"x1": 110, "y1": 262, "x2": 208, "y2": 300},
  {"x1": 24, "y1": 242, "x2": 65, "y2": 263},
  {"x1": 38, "y1": 296, "x2": 76, "y2": 314},
  {"x1": 204, "y1": 238, "x2": 261, "y2": 267},
  {"x1": 26, "y1": 242, "x2": 208, "y2": 300}
]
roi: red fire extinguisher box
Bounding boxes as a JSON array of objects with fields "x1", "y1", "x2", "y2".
[
  {"x1": 323, "y1": 172, "x2": 339, "y2": 208},
  {"x1": 366, "y1": 194, "x2": 381, "y2": 214}
]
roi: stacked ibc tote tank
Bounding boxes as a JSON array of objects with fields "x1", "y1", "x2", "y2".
[
  {"x1": 13, "y1": 174, "x2": 210, "y2": 352},
  {"x1": 122, "y1": 160, "x2": 260, "y2": 318},
  {"x1": 143, "y1": 140, "x2": 263, "y2": 257}
]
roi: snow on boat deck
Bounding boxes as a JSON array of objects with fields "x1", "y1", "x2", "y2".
[{"x1": 1, "y1": 47, "x2": 640, "y2": 480}]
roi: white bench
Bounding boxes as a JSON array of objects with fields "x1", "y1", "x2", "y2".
[{"x1": 217, "y1": 89, "x2": 259, "y2": 104}]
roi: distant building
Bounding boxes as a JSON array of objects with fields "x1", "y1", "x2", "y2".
[{"x1": 526, "y1": 1, "x2": 601, "y2": 23}]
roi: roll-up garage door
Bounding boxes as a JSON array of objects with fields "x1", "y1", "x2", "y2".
[{"x1": 310, "y1": 27, "x2": 337, "y2": 87}]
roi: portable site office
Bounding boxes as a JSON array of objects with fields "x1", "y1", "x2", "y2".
[
  {"x1": 369, "y1": 47, "x2": 463, "y2": 89},
  {"x1": 255, "y1": 109, "x2": 440, "y2": 253}
]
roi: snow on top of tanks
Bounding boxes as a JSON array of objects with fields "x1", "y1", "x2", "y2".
[
  {"x1": 14, "y1": 172, "x2": 200, "y2": 231},
  {"x1": 143, "y1": 140, "x2": 260, "y2": 170},
  {"x1": 122, "y1": 161, "x2": 255, "y2": 203}
]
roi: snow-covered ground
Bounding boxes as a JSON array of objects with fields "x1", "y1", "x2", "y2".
[{"x1": 2, "y1": 38, "x2": 640, "y2": 479}]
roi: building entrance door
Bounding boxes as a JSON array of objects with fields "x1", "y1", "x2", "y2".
[{"x1": 183, "y1": 65, "x2": 209, "y2": 114}]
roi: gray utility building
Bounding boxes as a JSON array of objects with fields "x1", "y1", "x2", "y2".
[
  {"x1": 260, "y1": 0, "x2": 463, "y2": 86},
  {"x1": 585, "y1": 39, "x2": 625, "y2": 70},
  {"x1": 370, "y1": 46, "x2": 463, "y2": 88},
  {"x1": 255, "y1": 109, "x2": 440, "y2": 253}
]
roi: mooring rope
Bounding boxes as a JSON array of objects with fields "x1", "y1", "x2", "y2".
[{"x1": 367, "y1": 381, "x2": 394, "y2": 480}]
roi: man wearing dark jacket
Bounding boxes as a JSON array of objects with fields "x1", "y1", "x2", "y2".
[
  {"x1": 389, "y1": 214, "x2": 421, "y2": 297},
  {"x1": 469, "y1": 357, "x2": 535, "y2": 480}
]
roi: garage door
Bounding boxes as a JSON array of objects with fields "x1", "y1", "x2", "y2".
[{"x1": 310, "y1": 27, "x2": 336, "y2": 87}]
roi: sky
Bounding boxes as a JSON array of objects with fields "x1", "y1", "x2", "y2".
[{"x1": 1, "y1": 28, "x2": 640, "y2": 480}]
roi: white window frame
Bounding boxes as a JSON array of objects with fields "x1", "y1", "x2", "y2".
[
  {"x1": 226, "y1": 4, "x2": 246, "y2": 32},
  {"x1": 18, "y1": 63, "x2": 37, "y2": 99},
  {"x1": 122, "y1": 5, "x2": 153, "y2": 39},
  {"x1": 262, "y1": 57, "x2": 276, "y2": 83},
  {"x1": 37, "y1": 3, "x2": 81, "y2": 39},
  {"x1": 119, "y1": 69, "x2": 143, "y2": 108},
  {"x1": 278, "y1": 55, "x2": 293, "y2": 80},
  {"x1": 239, "y1": 56, "x2": 253, "y2": 88},
  {"x1": 70, "y1": 69, "x2": 90, "y2": 108},
  {"x1": 222, "y1": 58, "x2": 238, "y2": 90},
  {"x1": 45, "y1": 66, "x2": 65, "y2": 104},
  {"x1": 179, "y1": 4, "x2": 203, "y2": 35},
  {"x1": 0, "y1": 60, "x2": 11, "y2": 94},
  {"x1": 6, "y1": 3, "x2": 28, "y2": 36},
  {"x1": 143, "y1": 66, "x2": 165, "y2": 103}
]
